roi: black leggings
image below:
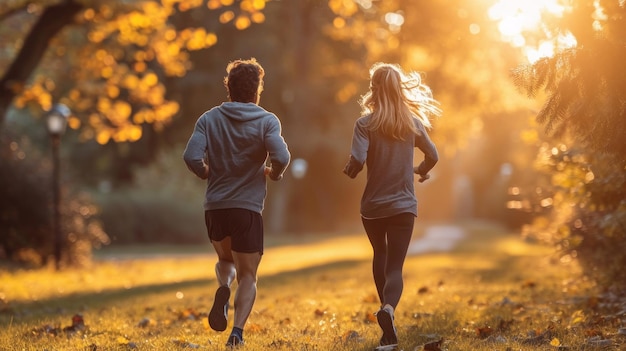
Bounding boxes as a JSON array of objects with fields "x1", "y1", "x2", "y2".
[{"x1": 362, "y1": 213, "x2": 414, "y2": 309}]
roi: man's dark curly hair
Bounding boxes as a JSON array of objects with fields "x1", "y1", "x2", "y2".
[{"x1": 224, "y1": 58, "x2": 265, "y2": 103}]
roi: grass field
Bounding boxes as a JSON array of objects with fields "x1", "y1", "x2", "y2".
[{"x1": 1, "y1": 223, "x2": 624, "y2": 350}]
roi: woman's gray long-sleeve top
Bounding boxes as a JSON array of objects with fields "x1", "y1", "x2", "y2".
[
  {"x1": 183, "y1": 102, "x2": 290, "y2": 214},
  {"x1": 343, "y1": 115, "x2": 438, "y2": 218}
]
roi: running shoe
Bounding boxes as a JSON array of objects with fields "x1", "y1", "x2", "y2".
[
  {"x1": 376, "y1": 307, "x2": 398, "y2": 349},
  {"x1": 225, "y1": 334, "x2": 244, "y2": 348},
  {"x1": 209, "y1": 286, "x2": 230, "y2": 332}
]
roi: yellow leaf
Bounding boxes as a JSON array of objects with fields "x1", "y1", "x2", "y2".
[
  {"x1": 134, "y1": 61, "x2": 147, "y2": 73},
  {"x1": 235, "y1": 15, "x2": 251, "y2": 30},
  {"x1": 101, "y1": 66, "x2": 113, "y2": 78},
  {"x1": 117, "y1": 336, "x2": 130, "y2": 345},
  {"x1": 68, "y1": 117, "x2": 81, "y2": 130},
  {"x1": 570, "y1": 309, "x2": 585, "y2": 326},
  {"x1": 122, "y1": 75, "x2": 140, "y2": 89},
  {"x1": 251, "y1": 12, "x2": 265, "y2": 23},
  {"x1": 251, "y1": 0, "x2": 266, "y2": 10},
  {"x1": 97, "y1": 97, "x2": 111, "y2": 113},
  {"x1": 142, "y1": 72, "x2": 159, "y2": 87},
  {"x1": 113, "y1": 101, "x2": 132, "y2": 119},
  {"x1": 550, "y1": 337, "x2": 560, "y2": 346},
  {"x1": 96, "y1": 130, "x2": 111, "y2": 145},
  {"x1": 219, "y1": 11, "x2": 235, "y2": 23},
  {"x1": 127, "y1": 125, "x2": 142, "y2": 142},
  {"x1": 69, "y1": 89, "x2": 81, "y2": 101},
  {"x1": 207, "y1": 0, "x2": 222, "y2": 10},
  {"x1": 107, "y1": 85, "x2": 120, "y2": 99},
  {"x1": 205, "y1": 33, "x2": 218, "y2": 46}
]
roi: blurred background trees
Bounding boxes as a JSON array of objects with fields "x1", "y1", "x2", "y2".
[{"x1": 0, "y1": 0, "x2": 624, "y2": 291}]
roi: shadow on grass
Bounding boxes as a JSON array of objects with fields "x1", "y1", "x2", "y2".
[
  {"x1": 0, "y1": 260, "x2": 366, "y2": 327},
  {"x1": 0, "y1": 278, "x2": 212, "y2": 326}
]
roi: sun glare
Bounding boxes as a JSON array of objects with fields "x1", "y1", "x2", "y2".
[{"x1": 489, "y1": 0, "x2": 577, "y2": 63}]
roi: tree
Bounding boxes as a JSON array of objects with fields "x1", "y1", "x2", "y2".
[
  {"x1": 0, "y1": 0, "x2": 268, "y2": 143},
  {"x1": 0, "y1": 0, "x2": 270, "y2": 266},
  {"x1": 511, "y1": 0, "x2": 626, "y2": 291},
  {"x1": 512, "y1": 0, "x2": 626, "y2": 161}
]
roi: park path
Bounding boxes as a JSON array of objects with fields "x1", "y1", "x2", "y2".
[
  {"x1": 95, "y1": 225, "x2": 467, "y2": 277},
  {"x1": 407, "y1": 225, "x2": 466, "y2": 255},
  {"x1": 259, "y1": 225, "x2": 466, "y2": 276}
]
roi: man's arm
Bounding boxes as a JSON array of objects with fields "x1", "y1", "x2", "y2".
[
  {"x1": 264, "y1": 116, "x2": 290, "y2": 181},
  {"x1": 183, "y1": 117, "x2": 209, "y2": 179}
]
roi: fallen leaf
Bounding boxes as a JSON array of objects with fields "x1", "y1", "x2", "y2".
[
  {"x1": 61, "y1": 314, "x2": 87, "y2": 335},
  {"x1": 584, "y1": 329, "x2": 603, "y2": 337},
  {"x1": 423, "y1": 338, "x2": 444, "y2": 351},
  {"x1": 137, "y1": 317, "x2": 156, "y2": 328},
  {"x1": 117, "y1": 336, "x2": 130, "y2": 345},
  {"x1": 30, "y1": 324, "x2": 60, "y2": 337},
  {"x1": 314, "y1": 308, "x2": 326, "y2": 317},
  {"x1": 247, "y1": 322, "x2": 264, "y2": 333},
  {"x1": 364, "y1": 312, "x2": 377, "y2": 323},
  {"x1": 177, "y1": 307, "x2": 202, "y2": 320},
  {"x1": 341, "y1": 330, "x2": 360, "y2": 342},
  {"x1": 569, "y1": 310, "x2": 585, "y2": 326},
  {"x1": 476, "y1": 326, "x2": 493, "y2": 339},
  {"x1": 550, "y1": 337, "x2": 561, "y2": 346}
]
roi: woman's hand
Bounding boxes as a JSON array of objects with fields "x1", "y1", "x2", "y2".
[
  {"x1": 414, "y1": 166, "x2": 430, "y2": 183},
  {"x1": 418, "y1": 173, "x2": 430, "y2": 183}
]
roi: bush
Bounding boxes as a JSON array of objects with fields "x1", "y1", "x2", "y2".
[
  {"x1": 95, "y1": 145, "x2": 207, "y2": 244},
  {"x1": 521, "y1": 143, "x2": 626, "y2": 292},
  {"x1": 96, "y1": 189, "x2": 206, "y2": 244},
  {"x1": 0, "y1": 131, "x2": 109, "y2": 268}
]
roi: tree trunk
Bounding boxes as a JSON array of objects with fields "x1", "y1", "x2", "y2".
[{"x1": 0, "y1": 1, "x2": 84, "y2": 126}]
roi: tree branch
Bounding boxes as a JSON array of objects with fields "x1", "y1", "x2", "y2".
[{"x1": 0, "y1": 1, "x2": 84, "y2": 125}]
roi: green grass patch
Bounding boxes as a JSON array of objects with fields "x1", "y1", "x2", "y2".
[{"x1": 1, "y1": 225, "x2": 624, "y2": 350}]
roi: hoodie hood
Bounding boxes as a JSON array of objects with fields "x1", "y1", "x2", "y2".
[{"x1": 218, "y1": 102, "x2": 270, "y2": 122}]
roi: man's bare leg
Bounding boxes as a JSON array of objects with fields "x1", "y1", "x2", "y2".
[
  {"x1": 212, "y1": 237, "x2": 236, "y2": 287},
  {"x1": 232, "y1": 251, "x2": 262, "y2": 329},
  {"x1": 209, "y1": 238, "x2": 236, "y2": 332}
]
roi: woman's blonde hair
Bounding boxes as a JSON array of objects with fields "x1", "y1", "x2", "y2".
[{"x1": 360, "y1": 62, "x2": 441, "y2": 140}]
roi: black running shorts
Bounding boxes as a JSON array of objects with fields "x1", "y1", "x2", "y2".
[{"x1": 205, "y1": 208, "x2": 264, "y2": 254}]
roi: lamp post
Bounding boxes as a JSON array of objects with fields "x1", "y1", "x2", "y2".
[{"x1": 46, "y1": 103, "x2": 70, "y2": 270}]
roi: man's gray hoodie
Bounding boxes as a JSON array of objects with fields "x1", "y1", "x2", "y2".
[{"x1": 183, "y1": 102, "x2": 290, "y2": 213}]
